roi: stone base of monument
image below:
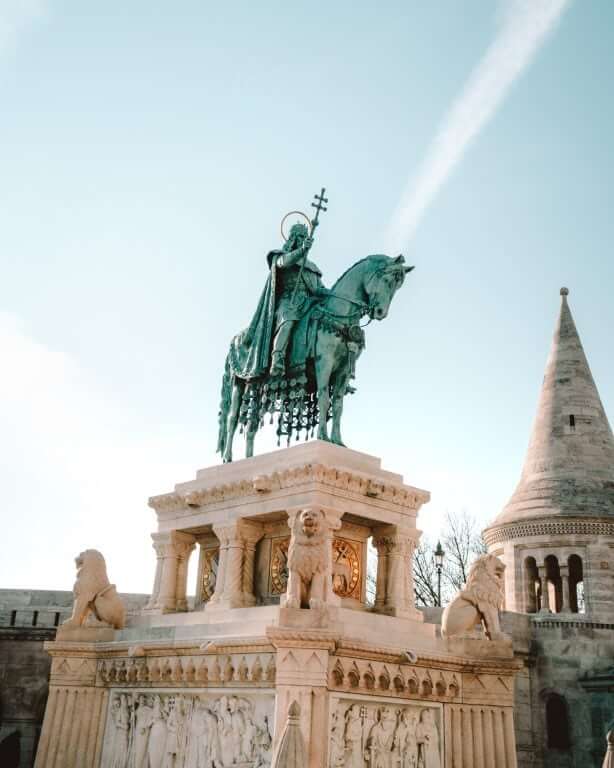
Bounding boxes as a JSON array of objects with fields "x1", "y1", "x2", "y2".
[{"x1": 34, "y1": 442, "x2": 520, "y2": 768}]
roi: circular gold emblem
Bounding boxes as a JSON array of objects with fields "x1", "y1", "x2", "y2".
[
  {"x1": 270, "y1": 536, "x2": 361, "y2": 598},
  {"x1": 332, "y1": 539, "x2": 360, "y2": 598},
  {"x1": 270, "y1": 538, "x2": 290, "y2": 594}
]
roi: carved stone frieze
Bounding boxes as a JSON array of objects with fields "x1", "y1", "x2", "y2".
[
  {"x1": 484, "y1": 516, "x2": 614, "y2": 545},
  {"x1": 100, "y1": 690, "x2": 274, "y2": 768},
  {"x1": 96, "y1": 653, "x2": 276, "y2": 688},
  {"x1": 149, "y1": 463, "x2": 430, "y2": 516},
  {"x1": 329, "y1": 696, "x2": 442, "y2": 768},
  {"x1": 329, "y1": 656, "x2": 461, "y2": 702}
]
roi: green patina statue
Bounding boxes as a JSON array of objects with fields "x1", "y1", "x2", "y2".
[{"x1": 217, "y1": 189, "x2": 414, "y2": 462}]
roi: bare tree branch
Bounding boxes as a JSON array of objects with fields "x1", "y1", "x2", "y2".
[{"x1": 413, "y1": 510, "x2": 487, "y2": 606}]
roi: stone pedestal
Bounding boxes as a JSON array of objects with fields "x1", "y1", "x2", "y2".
[{"x1": 34, "y1": 442, "x2": 520, "y2": 768}]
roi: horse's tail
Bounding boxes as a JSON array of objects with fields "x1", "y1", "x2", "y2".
[{"x1": 216, "y1": 354, "x2": 233, "y2": 455}]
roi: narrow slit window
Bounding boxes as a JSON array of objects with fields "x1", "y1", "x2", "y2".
[
  {"x1": 32, "y1": 611, "x2": 38, "y2": 627},
  {"x1": 54, "y1": 612, "x2": 61, "y2": 627},
  {"x1": 10, "y1": 610, "x2": 17, "y2": 626},
  {"x1": 569, "y1": 415, "x2": 575, "y2": 430}
]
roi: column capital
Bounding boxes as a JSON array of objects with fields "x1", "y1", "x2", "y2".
[
  {"x1": 212, "y1": 519, "x2": 264, "y2": 546},
  {"x1": 151, "y1": 530, "x2": 196, "y2": 558},
  {"x1": 372, "y1": 524, "x2": 419, "y2": 553}
]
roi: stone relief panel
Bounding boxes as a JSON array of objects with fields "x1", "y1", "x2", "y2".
[
  {"x1": 330, "y1": 697, "x2": 442, "y2": 768},
  {"x1": 100, "y1": 690, "x2": 274, "y2": 768},
  {"x1": 269, "y1": 536, "x2": 362, "y2": 599}
]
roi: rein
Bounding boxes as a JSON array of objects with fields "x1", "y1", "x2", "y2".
[{"x1": 320, "y1": 291, "x2": 372, "y2": 323}]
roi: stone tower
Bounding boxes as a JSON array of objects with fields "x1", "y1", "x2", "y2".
[{"x1": 484, "y1": 287, "x2": 614, "y2": 619}]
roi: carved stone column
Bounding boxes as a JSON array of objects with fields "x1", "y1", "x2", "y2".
[
  {"x1": 148, "y1": 531, "x2": 195, "y2": 613},
  {"x1": 175, "y1": 536, "x2": 196, "y2": 612},
  {"x1": 145, "y1": 535, "x2": 165, "y2": 610},
  {"x1": 560, "y1": 569, "x2": 571, "y2": 612},
  {"x1": 206, "y1": 520, "x2": 264, "y2": 611},
  {"x1": 538, "y1": 567, "x2": 551, "y2": 613},
  {"x1": 372, "y1": 525, "x2": 421, "y2": 619},
  {"x1": 373, "y1": 539, "x2": 388, "y2": 611},
  {"x1": 242, "y1": 526, "x2": 264, "y2": 606}
]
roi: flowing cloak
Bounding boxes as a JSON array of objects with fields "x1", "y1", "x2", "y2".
[{"x1": 228, "y1": 250, "x2": 321, "y2": 380}]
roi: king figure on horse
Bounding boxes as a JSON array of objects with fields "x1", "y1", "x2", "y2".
[{"x1": 217, "y1": 190, "x2": 414, "y2": 462}]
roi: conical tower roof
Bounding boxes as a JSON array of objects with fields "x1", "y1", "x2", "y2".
[{"x1": 492, "y1": 288, "x2": 614, "y2": 527}]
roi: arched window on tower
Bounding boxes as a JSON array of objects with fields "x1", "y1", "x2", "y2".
[
  {"x1": 544, "y1": 555, "x2": 562, "y2": 613},
  {"x1": 545, "y1": 693, "x2": 571, "y2": 750},
  {"x1": 568, "y1": 554, "x2": 585, "y2": 614},
  {"x1": 524, "y1": 556, "x2": 539, "y2": 613}
]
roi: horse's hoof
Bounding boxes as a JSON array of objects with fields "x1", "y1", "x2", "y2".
[{"x1": 331, "y1": 438, "x2": 346, "y2": 447}]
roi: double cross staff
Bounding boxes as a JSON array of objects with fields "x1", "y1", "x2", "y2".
[{"x1": 290, "y1": 187, "x2": 328, "y2": 307}]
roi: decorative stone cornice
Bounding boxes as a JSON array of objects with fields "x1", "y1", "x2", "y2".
[
  {"x1": 149, "y1": 463, "x2": 430, "y2": 516},
  {"x1": 483, "y1": 516, "x2": 614, "y2": 546},
  {"x1": 532, "y1": 616, "x2": 614, "y2": 630}
]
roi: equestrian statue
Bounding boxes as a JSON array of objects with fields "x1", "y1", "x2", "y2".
[{"x1": 217, "y1": 188, "x2": 414, "y2": 462}]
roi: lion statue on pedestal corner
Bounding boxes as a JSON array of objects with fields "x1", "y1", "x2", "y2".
[
  {"x1": 284, "y1": 509, "x2": 329, "y2": 610},
  {"x1": 63, "y1": 549, "x2": 126, "y2": 630},
  {"x1": 441, "y1": 553, "x2": 506, "y2": 641}
]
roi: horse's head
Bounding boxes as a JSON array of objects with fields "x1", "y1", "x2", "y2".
[{"x1": 364, "y1": 254, "x2": 414, "y2": 320}]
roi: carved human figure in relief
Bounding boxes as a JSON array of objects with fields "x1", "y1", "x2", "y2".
[
  {"x1": 344, "y1": 705, "x2": 364, "y2": 768},
  {"x1": 148, "y1": 696, "x2": 168, "y2": 768},
  {"x1": 63, "y1": 549, "x2": 125, "y2": 629},
  {"x1": 393, "y1": 710, "x2": 419, "y2": 768},
  {"x1": 415, "y1": 710, "x2": 440, "y2": 768},
  {"x1": 285, "y1": 509, "x2": 329, "y2": 610},
  {"x1": 366, "y1": 707, "x2": 396, "y2": 768},
  {"x1": 441, "y1": 554, "x2": 506, "y2": 641},
  {"x1": 110, "y1": 695, "x2": 130, "y2": 768},
  {"x1": 329, "y1": 705, "x2": 346, "y2": 768},
  {"x1": 132, "y1": 695, "x2": 153, "y2": 768},
  {"x1": 164, "y1": 697, "x2": 181, "y2": 768}
]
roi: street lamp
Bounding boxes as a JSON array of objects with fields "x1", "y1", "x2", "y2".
[{"x1": 434, "y1": 541, "x2": 445, "y2": 607}]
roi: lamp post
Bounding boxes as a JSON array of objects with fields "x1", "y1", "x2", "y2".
[{"x1": 434, "y1": 541, "x2": 445, "y2": 607}]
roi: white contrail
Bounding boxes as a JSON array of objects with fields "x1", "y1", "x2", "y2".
[{"x1": 386, "y1": 0, "x2": 571, "y2": 251}]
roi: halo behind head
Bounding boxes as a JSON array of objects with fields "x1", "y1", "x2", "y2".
[{"x1": 280, "y1": 210, "x2": 312, "y2": 242}]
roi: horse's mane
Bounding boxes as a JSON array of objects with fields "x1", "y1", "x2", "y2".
[{"x1": 331, "y1": 254, "x2": 390, "y2": 291}]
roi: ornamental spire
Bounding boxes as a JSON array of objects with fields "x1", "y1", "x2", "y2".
[{"x1": 494, "y1": 288, "x2": 614, "y2": 525}]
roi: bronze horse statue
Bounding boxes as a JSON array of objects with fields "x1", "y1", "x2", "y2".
[{"x1": 217, "y1": 254, "x2": 413, "y2": 462}]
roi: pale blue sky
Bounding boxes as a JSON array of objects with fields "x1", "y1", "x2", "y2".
[{"x1": 1, "y1": 1, "x2": 613, "y2": 592}]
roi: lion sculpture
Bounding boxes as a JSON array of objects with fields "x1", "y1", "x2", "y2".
[
  {"x1": 63, "y1": 550, "x2": 126, "y2": 629},
  {"x1": 285, "y1": 509, "x2": 329, "y2": 610},
  {"x1": 441, "y1": 554, "x2": 506, "y2": 641}
]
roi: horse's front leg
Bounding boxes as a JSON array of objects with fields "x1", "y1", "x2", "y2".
[
  {"x1": 223, "y1": 381, "x2": 243, "y2": 463},
  {"x1": 330, "y1": 368, "x2": 350, "y2": 447},
  {"x1": 315, "y1": 334, "x2": 337, "y2": 441},
  {"x1": 246, "y1": 429, "x2": 256, "y2": 458}
]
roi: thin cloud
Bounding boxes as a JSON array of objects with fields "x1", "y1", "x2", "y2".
[
  {"x1": 386, "y1": 0, "x2": 571, "y2": 251},
  {"x1": 0, "y1": 313, "x2": 205, "y2": 592}
]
